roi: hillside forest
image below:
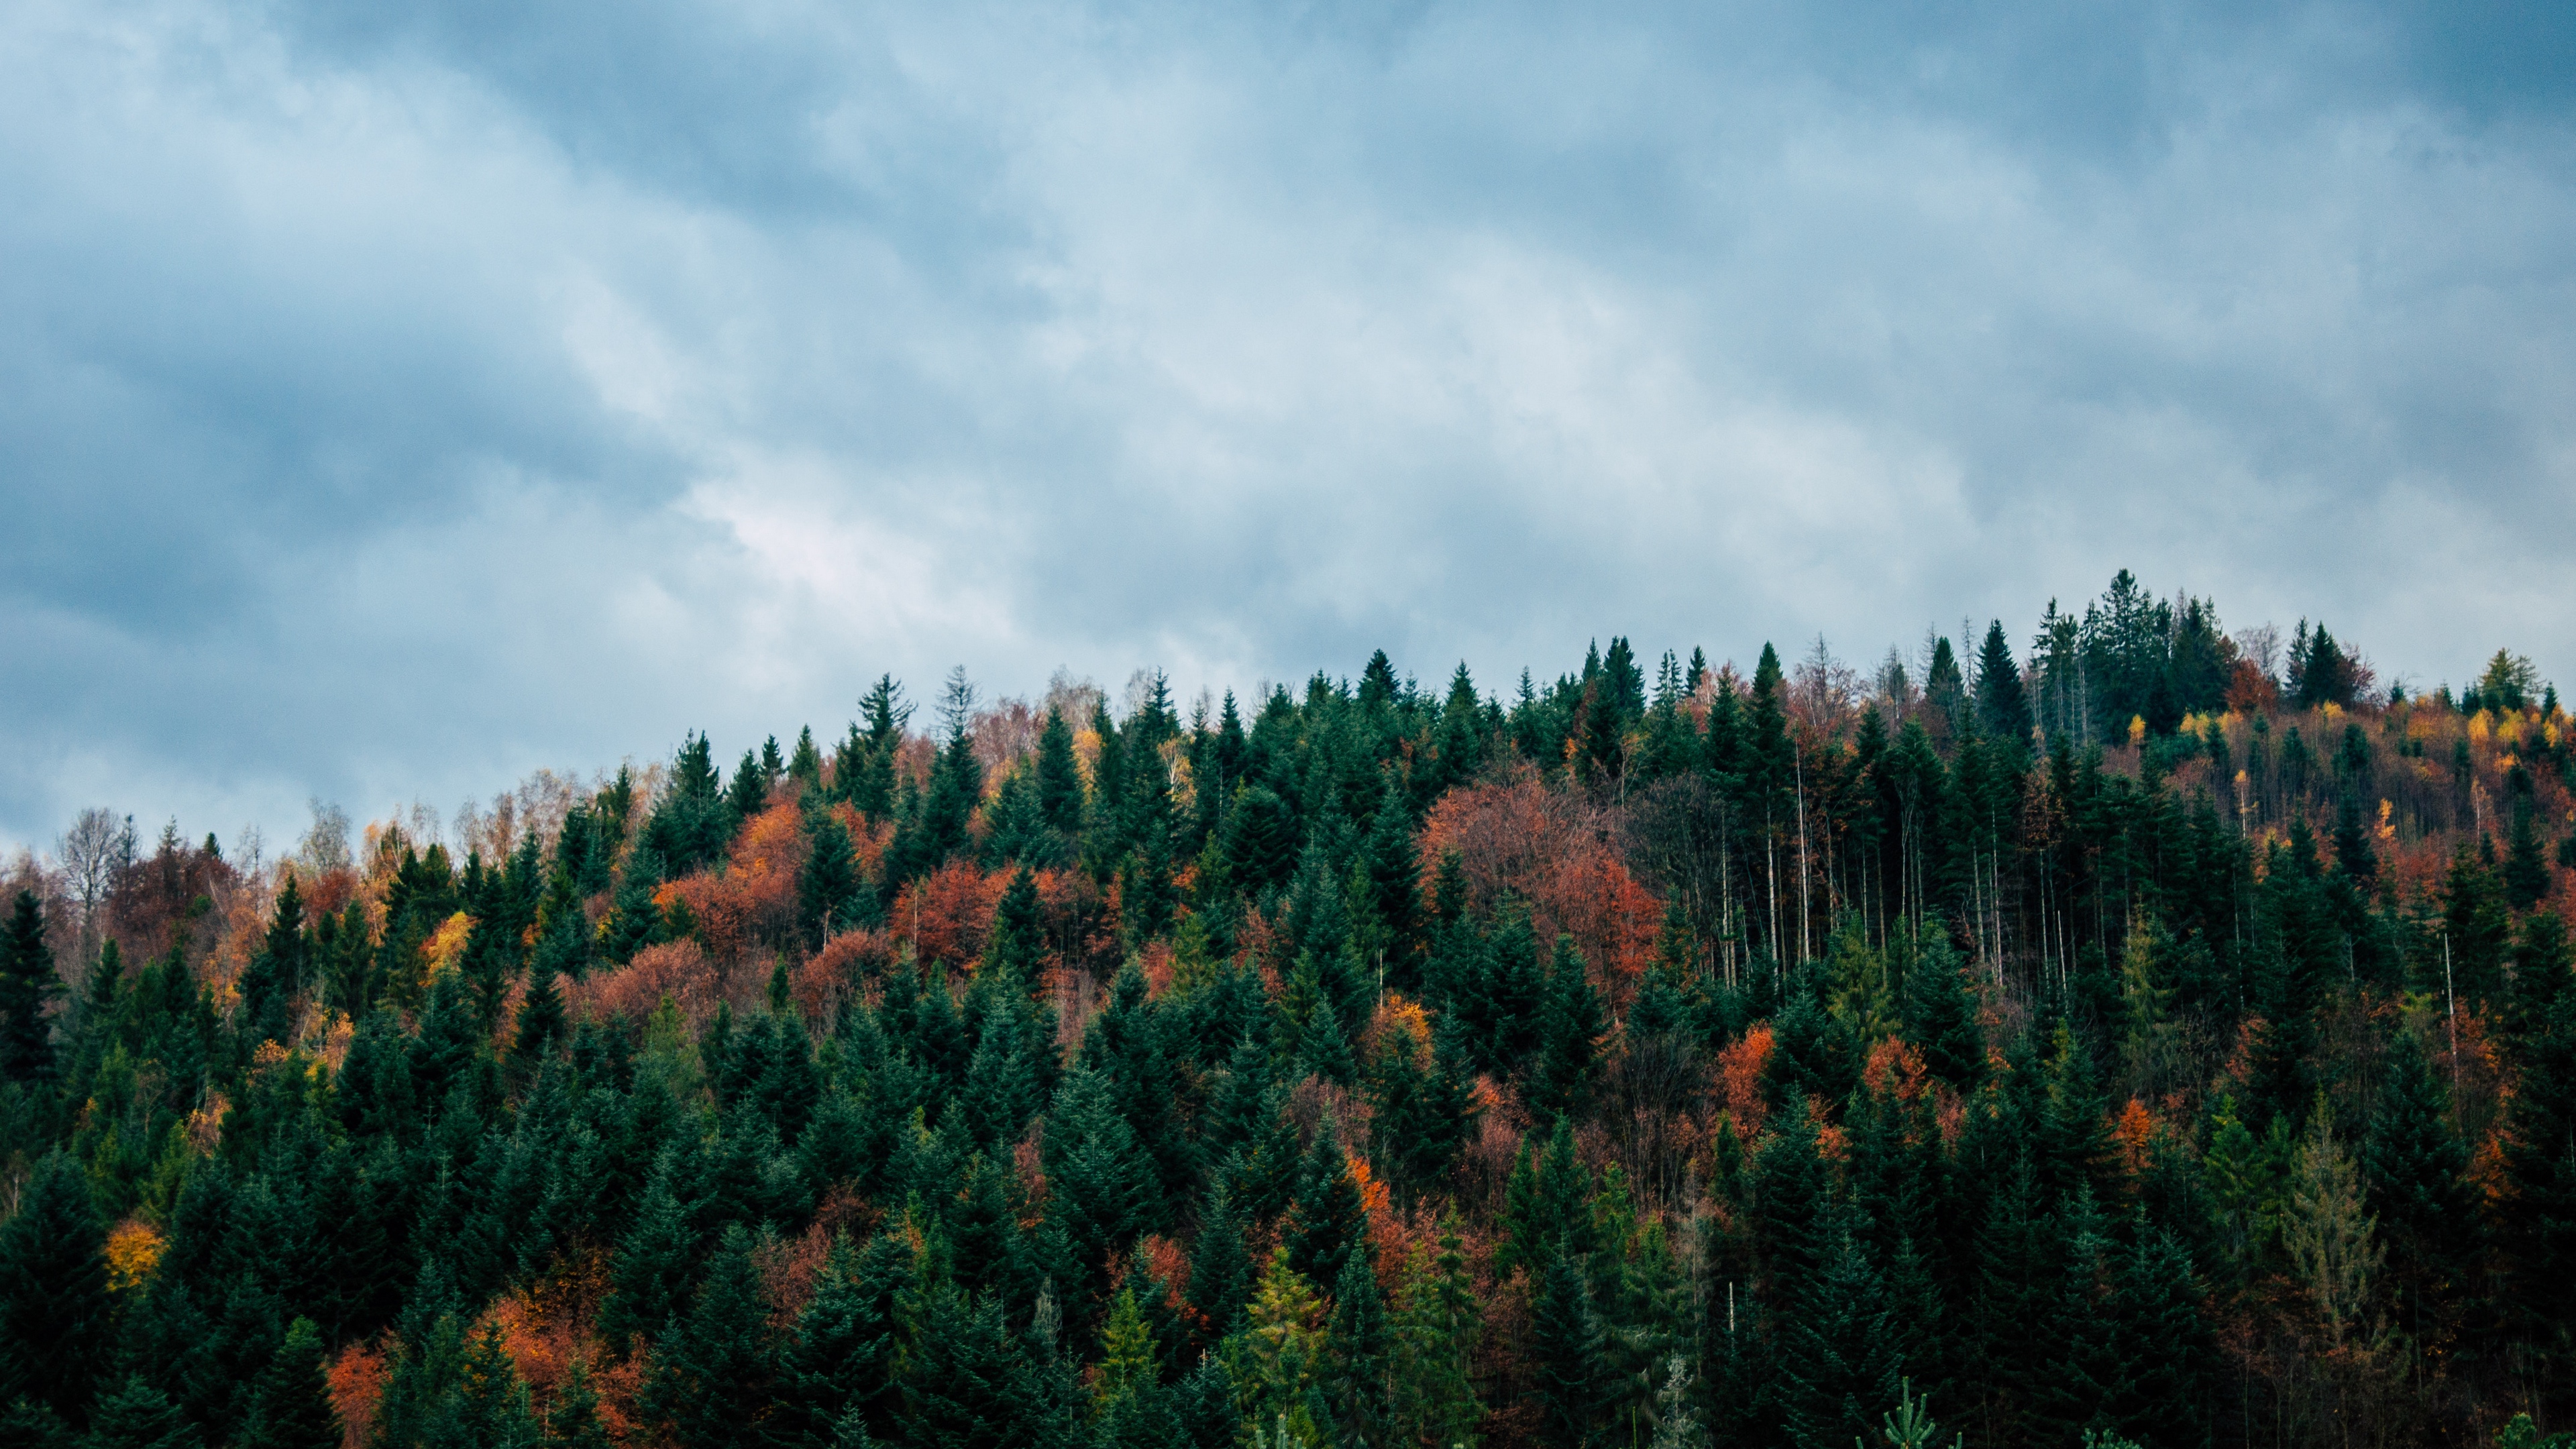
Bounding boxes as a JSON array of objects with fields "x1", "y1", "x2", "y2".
[{"x1": 5, "y1": 571, "x2": 2576, "y2": 1449}]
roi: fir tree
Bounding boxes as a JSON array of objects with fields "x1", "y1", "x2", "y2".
[
  {"x1": 84, "y1": 1376, "x2": 201, "y2": 1449},
  {"x1": 0, "y1": 891, "x2": 62, "y2": 1085},
  {"x1": 1284, "y1": 1116, "x2": 1368, "y2": 1293},
  {"x1": 1389, "y1": 1218, "x2": 1482, "y2": 1449},
  {"x1": 647, "y1": 1224, "x2": 782, "y2": 1448},
  {"x1": 1527, "y1": 1247, "x2": 1607, "y2": 1448},
  {"x1": 237, "y1": 1317, "x2": 340, "y2": 1449},
  {"x1": 1328, "y1": 1250, "x2": 1391, "y2": 1448},
  {"x1": 0, "y1": 1152, "x2": 108, "y2": 1421}
]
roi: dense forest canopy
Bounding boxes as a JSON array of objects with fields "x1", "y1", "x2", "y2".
[{"x1": 4, "y1": 570, "x2": 2575, "y2": 1449}]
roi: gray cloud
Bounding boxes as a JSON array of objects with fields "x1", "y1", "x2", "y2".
[{"x1": 5, "y1": 0, "x2": 2573, "y2": 850}]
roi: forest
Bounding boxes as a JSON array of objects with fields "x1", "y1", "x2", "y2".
[{"x1": 3, "y1": 570, "x2": 2574, "y2": 1449}]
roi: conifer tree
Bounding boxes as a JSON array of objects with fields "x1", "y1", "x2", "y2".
[
  {"x1": 1528, "y1": 935, "x2": 1604, "y2": 1122},
  {"x1": 0, "y1": 1152, "x2": 108, "y2": 1421},
  {"x1": 1285, "y1": 1116, "x2": 1368, "y2": 1293},
  {"x1": 0, "y1": 891, "x2": 61, "y2": 1085},
  {"x1": 1042, "y1": 1067, "x2": 1154, "y2": 1317},
  {"x1": 1238, "y1": 1248, "x2": 1331, "y2": 1448},
  {"x1": 1328, "y1": 1250, "x2": 1391, "y2": 1448},
  {"x1": 1528, "y1": 1247, "x2": 1607, "y2": 1448},
  {"x1": 1780, "y1": 1216, "x2": 1903, "y2": 1449},
  {"x1": 649, "y1": 1224, "x2": 782, "y2": 1448},
  {"x1": 237, "y1": 1317, "x2": 339, "y2": 1449},
  {"x1": 545, "y1": 1360, "x2": 614, "y2": 1449},
  {"x1": 1389, "y1": 1218, "x2": 1482, "y2": 1449},
  {"x1": 84, "y1": 1376, "x2": 201, "y2": 1449},
  {"x1": 1973, "y1": 621, "x2": 2033, "y2": 747},
  {"x1": 1189, "y1": 1181, "x2": 1254, "y2": 1340}
]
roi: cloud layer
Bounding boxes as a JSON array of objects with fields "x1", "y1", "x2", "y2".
[{"x1": 5, "y1": 0, "x2": 2573, "y2": 851}]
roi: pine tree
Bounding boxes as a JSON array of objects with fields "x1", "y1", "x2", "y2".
[
  {"x1": 1779, "y1": 1214, "x2": 1903, "y2": 1449},
  {"x1": 986, "y1": 867, "x2": 1045, "y2": 983},
  {"x1": 1238, "y1": 1248, "x2": 1331, "y2": 1447},
  {"x1": 1974, "y1": 621, "x2": 2033, "y2": 747},
  {"x1": 511, "y1": 947, "x2": 568, "y2": 1077},
  {"x1": 600, "y1": 1150, "x2": 701, "y2": 1354},
  {"x1": 238, "y1": 1317, "x2": 340, "y2": 1449},
  {"x1": 1365, "y1": 1024, "x2": 1476, "y2": 1209},
  {"x1": 0, "y1": 1152, "x2": 108, "y2": 1420},
  {"x1": 1388, "y1": 1218, "x2": 1482, "y2": 1449},
  {"x1": 0, "y1": 891, "x2": 62, "y2": 1085},
  {"x1": 1902, "y1": 934, "x2": 1983, "y2": 1090},
  {"x1": 1188, "y1": 1181, "x2": 1254, "y2": 1340},
  {"x1": 236, "y1": 873, "x2": 308, "y2": 1048},
  {"x1": 1328, "y1": 1250, "x2": 1391, "y2": 1448},
  {"x1": 84, "y1": 1375, "x2": 201, "y2": 1449},
  {"x1": 2506, "y1": 784, "x2": 2553, "y2": 913},
  {"x1": 1527, "y1": 1247, "x2": 1607, "y2": 1448},
  {"x1": 802, "y1": 813, "x2": 861, "y2": 945},
  {"x1": 1284, "y1": 1116, "x2": 1368, "y2": 1293},
  {"x1": 2365, "y1": 1026, "x2": 2476, "y2": 1338},
  {"x1": 1042, "y1": 1067, "x2": 1154, "y2": 1317},
  {"x1": 647, "y1": 1224, "x2": 782, "y2": 1448},
  {"x1": 1528, "y1": 935, "x2": 1605, "y2": 1122}
]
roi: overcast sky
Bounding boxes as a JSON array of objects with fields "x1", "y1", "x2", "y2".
[{"x1": 5, "y1": 0, "x2": 2573, "y2": 855}]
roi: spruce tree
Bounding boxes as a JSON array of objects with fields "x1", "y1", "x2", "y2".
[
  {"x1": 1779, "y1": 1216, "x2": 1903, "y2": 1449},
  {"x1": 0, "y1": 891, "x2": 61, "y2": 1085},
  {"x1": 1974, "y1": 621, "x2": 2033, "y2": 747},
  {"x1": 2365, "y1": 1026, "x2": 2476, "y2": 1338},
  {"x1": 1041, "y1": 1067, "x2": 1153, "y2": 1317},
  {"x1": 237, "y1": 1317, "x2": 340, "y2": 1449},
  {"x1": 1328, "y1": 1250, "x2": 1391, "y2": 1449},
  {"x1": 802, "y1": 813, "x2": 861, "y2": 946},
  {"x1": 647, "y1": 1224, "x2": 782, "y2": 1448},
  {"x1": 0, "y1": 1151, "x2": 107, "y2": 1421},
  {"x1": 1527, "y1": 1248, "x2": 1607, "y2": 1448},
  {"x1": 84, "y1": 1376, "x2": 201, "y2": 1449},
  {"x1": 1284, "y1": 1116, "x2": 1368, "y2": 1293},
  {"x1": 1388, "y1": 1218, "x2": 1482, "y2": 1449},
  {"x1": 1528, "y1": 934, "x2": 1604, "y2": 1122}
]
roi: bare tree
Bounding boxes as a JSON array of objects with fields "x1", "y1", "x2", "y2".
[
  {"x1": 2235, "y1": 623, "x2": 2283, "y2": 683},
  {"x1": 58, "y1": 808, "x2": 133, "y2": 961},
  {"x1": 297, "y1": 798, "x2": 352, "y2": 875}
]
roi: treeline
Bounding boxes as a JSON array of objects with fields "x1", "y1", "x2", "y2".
[{"x1": 1, "y1": 571, "x2": 2573, "y2": 1449}]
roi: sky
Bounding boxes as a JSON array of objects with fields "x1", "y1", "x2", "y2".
[{"x1": 5, "y1": 0, "x2": 2574, "y2": 857}]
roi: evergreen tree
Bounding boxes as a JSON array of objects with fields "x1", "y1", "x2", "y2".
[
  {"x1": 545, "y1": 1360, "x2": 614, "y2": 1449},
  {"x1": 237, "y1": 1317, "x2": 340, "y2": 1449},
  {"x1": 1042, "y1": 1067, "x2": 1154, "y2": 1318},
  {"x1": 647, "y1": 1224, "x2": 782, "y2": 1448},
  {"x1": 1388, "y1": 1218, "x2": 1482, "y2": 1449},
  {"x1": 1188, "y1": 1181, "x2": 1254, "y2": 1340},
  {"x1": 1973, "y1": 620, "x2": 2033, "y2": 746},
  {"x1": 1528, "y1": 935, "x2": 1604, "y2": 1122},
  {"x1": 1034, "y1": 706, "x2": 1086, "y2": 837},
  {"x1": 1779, "y1": 1216, "x2": 1903, "y2": 1449},
  {"x1": 1328, "y1": 1250, "x2": 1391, "y2": 1449},
  {"x1": 1527, "y1": 1247, "x2": 1607, "y2": 1448},
  {"x1": 0, "y1": 891, "x2": 61, "y2": 1085},
  {"x1": 0, "y1": 1152, "x2": 107, "y2": 1421},
  {"x1": 1284, "y1": 1116, "x2": 1368, "y2": 1293},
  {"x1": 802, "y1": 813, "x2": 861, "y2": 945},
  {"x1": 83, "y1": 1377, "x2": 201, "y2": 1449}
]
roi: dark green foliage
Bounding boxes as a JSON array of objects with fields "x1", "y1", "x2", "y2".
[
  {"x1": 1527, "y1": 1247, "x2": 1607, "y2": 1447},
  {"x1": 0, "y1": 892, "x2": 61, "y2": 1084},
  {"x1": 237, "y1": 1317, "x2": 339, "y2": 1449},
  {"x1": 0, "y1": 1152, "x2": 107, "y2": 1422},
  {"x1": 36, "y1": 596, "x2": 2575, "y2": 1446},
  {"x1": 1284, "y1": 1116, "x2": 1368, "y2": 1293},
  {"x1": 85, "y1": 1377, "x2": 202, "y2": 1449},
  {"x1": 647, "y1": 1225, "x2": 782, "y2": 1448}
]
